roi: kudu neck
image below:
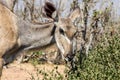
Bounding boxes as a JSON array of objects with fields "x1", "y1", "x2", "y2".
[{"x1": 17, "y1": 19, "x2": 56, "y2": 50}]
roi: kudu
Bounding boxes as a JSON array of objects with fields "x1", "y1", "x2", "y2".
[{"x1": 0, "y1": 1, "x2": 80, "y2": 78}]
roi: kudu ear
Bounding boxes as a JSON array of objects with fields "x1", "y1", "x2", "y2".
[
  {"x1": 69, "y1": 8, "x2": 80, "y2": 22},
  {"x1": 44, "y1": 2, "x2": 58, "y2": 21}
]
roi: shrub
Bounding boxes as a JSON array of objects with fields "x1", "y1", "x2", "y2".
[{"x1": 67, "y1": 34, "x2": 120, "y2": 80}]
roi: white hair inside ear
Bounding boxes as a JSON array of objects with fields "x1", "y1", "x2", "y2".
[{"x1": 52, "y1": 11, "x2": 57, "y2": 19}]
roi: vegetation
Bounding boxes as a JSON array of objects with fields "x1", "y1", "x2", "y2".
[{"x1": 67, "y1": 33, "x2": 120, "y2": 80}]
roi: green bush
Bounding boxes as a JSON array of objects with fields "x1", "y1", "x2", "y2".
[{"x1": 67, "y1": 34, "x2": 120, "y2": 80}]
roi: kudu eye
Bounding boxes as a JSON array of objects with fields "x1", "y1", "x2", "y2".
[{"x1": 59, "y1": 28, "x2": 64, "y2": 35}]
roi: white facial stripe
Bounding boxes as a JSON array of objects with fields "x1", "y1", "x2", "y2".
[
  {"x1": 55, "y1": 34, "x2": 65, "y2": 54},
  {"x1": 60, "y1": 34, "x2": 71, "y2": 54},
  {"x1": 61, "y1": 34, "x2": 71, "y2": 45},
  {"x1": 56, "y1": 35, "x2": 71, "y2": 55},
  {"x1": 56, "y1": 41, "x2": 65, "y2": 54}
]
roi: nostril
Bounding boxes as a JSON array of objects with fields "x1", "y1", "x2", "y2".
[{"x1": 65, "y1": 53, "x2": 75, "y2": 62}]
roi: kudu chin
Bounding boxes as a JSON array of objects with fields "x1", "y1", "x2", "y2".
[{"x1": 0, "y1": 1, "x2": 80, "y2": 79}]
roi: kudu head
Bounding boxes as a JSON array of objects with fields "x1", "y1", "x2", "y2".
[{"x1": 44, "y1": 2, "x2": 80, "y2": 64}]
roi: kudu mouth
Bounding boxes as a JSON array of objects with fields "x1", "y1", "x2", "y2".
[
  {"x1": 64, "y1": 38, "x2": 76, "y2": 63},
  {"x1": 64, "y1": 30, "x2": 78, "y2": 69}
]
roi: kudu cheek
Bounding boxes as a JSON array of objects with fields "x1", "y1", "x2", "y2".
[
  {"x1": 61, "y1": 35, "x2": 73, "y2": 59},
  {"x1": 55, "y1": 30, "x2": 72, "y2": 59}
]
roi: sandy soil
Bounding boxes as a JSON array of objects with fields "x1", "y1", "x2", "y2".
[{"x1": 1, "y1": 62, "x2": 66, "y2": 80}]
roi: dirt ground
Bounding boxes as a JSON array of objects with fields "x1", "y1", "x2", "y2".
[{"x1": 1, "y1": 62, "x2": 66, "y2": 80}]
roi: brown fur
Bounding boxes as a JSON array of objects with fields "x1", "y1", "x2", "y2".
[{"x1": 0, "y1": 3, "x2": 18, "y2": 78}]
